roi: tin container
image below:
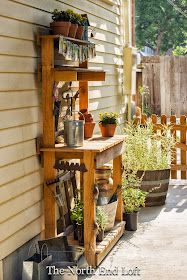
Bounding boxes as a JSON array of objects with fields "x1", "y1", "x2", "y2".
[{"x1": 64, "y1": 112, "x2": 84, "y2": 147}]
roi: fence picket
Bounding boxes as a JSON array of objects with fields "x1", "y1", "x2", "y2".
[
  {"x1": 180, "y1": 115, "x2": 186, "y2": 179},
  {"x1": 170, "y1": 115, "x2": 177, "y2": 179}
]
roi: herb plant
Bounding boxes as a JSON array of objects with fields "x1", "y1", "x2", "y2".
[
  {"x1": 96, "y1": 208, "x2": 108, "y2": 232},
  {"x1": 123, "y1": 121, "x2": 176, "y2": 170},
  {"x1": 70, "y1": 200, "x2": 84, "y2": 225},
  {"x1": 123, "y1": 187, "x2": 148, "y2": 213}
]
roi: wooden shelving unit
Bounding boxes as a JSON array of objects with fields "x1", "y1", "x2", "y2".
[{"x1": 39, "y1": 35, "x2": 125, "y2": 267}]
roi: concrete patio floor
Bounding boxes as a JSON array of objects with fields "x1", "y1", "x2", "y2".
[{"x1": 80, "y1": 181, "x2": 187, "y2": 280}]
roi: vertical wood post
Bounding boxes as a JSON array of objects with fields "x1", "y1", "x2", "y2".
[
  {"x1": 180, "y1": 115, "x2": 186, "y2": 179},
  {"x1": 79, "y1": 61, "x2": 89, "y2": 111},
  {"x1": 83, "y1": 151, "x2": 96, "y2": 267},
  {"x1": 170, "y1": 115, "x2": 177, "y2": 179},
  {"x1": 113, "y1": 155, "x2": 123, "y2": 221},
  {"x1": 41, "y1": 38, "x2": 57, "y2": 238}
]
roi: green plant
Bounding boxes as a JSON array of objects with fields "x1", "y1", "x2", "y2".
[
  {"x1": 123, "y1": 121, "x2": 176, "y2": 170},
  {"x1": 99, "y1": 112, "x2": 119, "y2": 125},
  {"x1": 70, "y1": 200, "x2": 84, "y2": 225},
  {"x1": 123, "y1": 187, "x2": 148, "y2": 213},
  {"x1": 52, "y1": 9, "x2": 72, "y2": 22},
  {"x1": 96, "y1": 208, "x2": 108, "y2": 232}
]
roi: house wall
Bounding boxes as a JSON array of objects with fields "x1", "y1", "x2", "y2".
[{"x1": 0, "y1": 0, "x2": 126, "y2": 279}]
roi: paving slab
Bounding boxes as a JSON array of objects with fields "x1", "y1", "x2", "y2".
[{"x1": 79, "y1": 181, "x2": 187, "y2": 280}]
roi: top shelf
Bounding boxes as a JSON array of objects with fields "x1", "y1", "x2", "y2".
[{"x1": 39, "y1": 35, "x2": 92, "y2": 45}]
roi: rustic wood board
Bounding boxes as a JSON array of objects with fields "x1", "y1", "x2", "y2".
[{"x1": 41, "y1": 135, "x2": 125, "y2": 153}]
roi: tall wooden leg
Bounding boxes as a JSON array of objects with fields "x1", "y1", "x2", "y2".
[
  {"x1": 44, "y1": 152, "x2": 57, "y2": 238},
  {"x1": 113, "y1": 155, "x2": 123, "y2": 221},
  {"x1": 83, "y1": 151, "x2": 96, "y2": 267}
]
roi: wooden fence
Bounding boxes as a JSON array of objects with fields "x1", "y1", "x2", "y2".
[
  {"x1": 136, "y1": 114, "x2": 187, "y2": 180},
  {"x1": 141, "y1": 56, "x2": 187, "y2": 116}
]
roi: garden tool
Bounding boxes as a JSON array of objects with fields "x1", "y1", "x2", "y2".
[{"x1": 54, "y1": 160, "x2": 88, "y2": 173}]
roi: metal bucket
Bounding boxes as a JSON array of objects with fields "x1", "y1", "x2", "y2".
[{"x1": 64, "y1": 112, "x2": 84, "y2": 147}]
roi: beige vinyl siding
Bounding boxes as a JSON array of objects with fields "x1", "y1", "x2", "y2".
[{"x1": 0, "y1": 0, "x2": 125, "y2": 261}]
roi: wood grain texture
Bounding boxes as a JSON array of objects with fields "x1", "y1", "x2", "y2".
[
  {"x1": 113, "y1": 155, "x2": 123, "y2": 221},
  {"x1": 83, "y1": 151, "x2": 96, "y2": 267},
  {"x1": 180, "y1": 116, "x2": 186, "y2": 179}
]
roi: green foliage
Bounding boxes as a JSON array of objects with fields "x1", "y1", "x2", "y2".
[
  {"x1": 123, "y1": 170, "x2": 143, "y2": 189},
  {"x1": 52, "y1": 9, "x2": 86, "y2": 26},
  {"x1": 123, "y1": 187, "x2": 148, "y2": 213},
  {"x1": 52, "y1": 9, "x2": 72, "y2": 22},
  {"x1": 136, "y1": 0, "x2": 187, "y2": 54},
  {"x1": 173, "y1": 45, "x2": 187, "y2": 56},
  {"x1": 96, "y1": 208, "x2": 108, "y2": 231},
  {"x1": 123, "y1": 121, "x2": 176, "y2": 170},
  {"x1": 70, "y1": 200, "x2": 84, "y2": 225},
  {"x1": 99, "y1": 112, "x2": 119, "y2": 125}
]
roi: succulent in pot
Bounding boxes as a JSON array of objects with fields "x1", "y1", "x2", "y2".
[
  {"x1": 70, "y1": 200, "x2": 84, "y2": 245},
  {"x1": 99, "y1": 112, "x2": 119, "y2": 137},
  {"x1": 50, "y1": 9, "x2": 72, "y2": 36},
  {"x1": 68, "y1": 10, "x2": 78, "y2": 38},
  {"x1": 122, "y1": 170, "x2": 148, "y2": 231},
  {"x1": 123, "y1": 121, "x2": 176, "y2": 206},
  {"x1": 75, "y1": 15, "x2": 87, "y2": 40},
  {"x1": 96, "y1": 208, "x2": 108, "y2": 242}
]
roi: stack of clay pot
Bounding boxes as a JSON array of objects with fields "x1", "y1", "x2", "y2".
[{"x1": 79, "y1": 109, "x2": 95, "y2": 138}]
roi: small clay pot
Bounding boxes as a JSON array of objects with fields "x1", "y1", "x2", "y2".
[
  {"x1": 77, "y1": 224, "x2": 84, "y2": 246},
  {"x1": 68, "y1": 23, "x2": 78, "y2": 38},
  {"x1": 96, "y1": 230, "x2": 104, "y2": 242},
  {"x1": 99, "y1": 124, "x2": 117, "y2": 137},
  {"x1": 50, "y1": 21, "x2": 71, "y2": 36},
  {"x1": 76, "y1": 26, "x2": 84, "y2": 39},
  {"x1": 84, "y1": 122, "x2": 95, "y2": 138}
]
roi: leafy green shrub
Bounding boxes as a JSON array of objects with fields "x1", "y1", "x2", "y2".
[
  {"x1": 70, "y1": 200, "x2": 84, "y2": 225},
  {"x1": 123, "y1": 187, "x2": 148, "y2": 213},
  {"x1": 123, "y1": 121, "x2": 176, "y2": 170},
  {"x1": 96, "y1": 208, "x2": 108, "y2": 232}
]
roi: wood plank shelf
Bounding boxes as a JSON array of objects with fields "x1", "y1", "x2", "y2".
[
  {"x1": 40, "y1": 135, "x2": 125, "y2": 167},
  {"x1": 67, "y1": 222, "x2": 125, "y2": 267},
  {"x1": 54, "y1": 67, "x2": 105, "y2": 82},
  {"x1": 39, "y1": 35, "x2": 92, "y2": 45}
]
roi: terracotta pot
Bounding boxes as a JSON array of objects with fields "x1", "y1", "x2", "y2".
[
  {"x1": 76, "y1": 26, "x2": 84, "y2": 39},
  {"x1": 99, "y1": 124, "x2": 117, "y2": 137},
  {"x1": 84, "y1": 122, "x2": 95, "y2": 138},
  {"x1": 68, "y1": 23, "x2": 78, "y2": 38},
  {"x1": 96, "y1": 230, "x2": 104, "y2": 242},
  {"x1": 77, "y1": 224, "x2": 84, "y2": 246},
  {"x1": 50, "y1": 21, "x2": 71, "y2": 36}
]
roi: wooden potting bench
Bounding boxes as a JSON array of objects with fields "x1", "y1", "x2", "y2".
[{"x1": 39, "y1": 35, "x2": 125, "y2": 267}]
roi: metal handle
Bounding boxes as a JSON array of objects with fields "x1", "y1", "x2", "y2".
[
  {"x1": 28, "y1": 243, "x2": 38, "y2": 257},
  {"x1": 40, "y1": 243, "x2": 49, "y2": 261}
]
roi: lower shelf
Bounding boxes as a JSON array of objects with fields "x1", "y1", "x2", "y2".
[
  {"x1": 67, "y1": 221, "x2": 125, "y2": 266},
  {"x1": 96, "y1": 221, "x2": 125, "y2": 266}
]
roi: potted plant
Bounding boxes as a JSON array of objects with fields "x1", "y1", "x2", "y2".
[
  {"x1": 122, "y1": 170, "x2": 147, "y2": 231},
  {"x1": 70, "y1": 200, "x2": 84, "y2": 245},
  {"x1": 123, "y1": 121, "x2": 176, "y2": 206},
  {"x1": 50, "y1": 9, "x2": 72, "y2": 36},
  {"x1": 67, "y1": 10, "x2": 78, "y2": 38},
  {"x1": 96, "y1": 208, "x2": 108, "y2": 241},
  {"x1": 75, "y1": 15, "x2": 87, "y2": 40},
  {"x1": 99, "y1": 112, "x2": 119, "y2": 137},
  {"x1": 79, "y1": 109, "x2": 95, "y2": 138}
]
